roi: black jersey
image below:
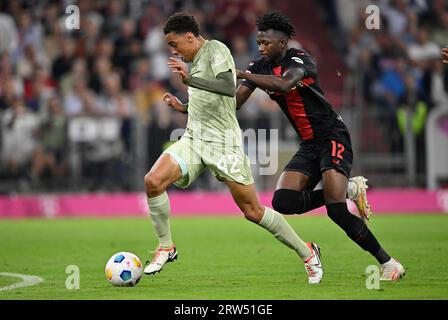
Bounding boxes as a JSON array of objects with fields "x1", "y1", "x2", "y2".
[{"x1": 241, "y1": 48, "x2": 342, "y2": 143}]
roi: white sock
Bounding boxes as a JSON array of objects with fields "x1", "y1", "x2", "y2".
[
  {"x1": 258, "y1": 207, "x2": 311, "y2": 260},
  {"x1": 147, "y1": 192, "x2": 173, "y2": 249}
]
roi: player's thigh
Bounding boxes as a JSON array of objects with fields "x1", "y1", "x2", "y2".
[
  {"x1": 321, "y1": 169, "x2": 348, "y2": 203},
  {"x1": 318, "y1": 128, "x2": 353, "y2": 180},
  {"x1": 205, "y1": 144, "x2": 254, "y2": 187},
  {"x1": 319, "y1": 132, "x2": 353, "y2": 204},
  {"x1": 278, "y1": 150, "x2": 321, "y2": 191},
  {"x1": 276, "y1": 171, "x2": 312, "y2": 191},
  {"x1": 163, "y1": 136, "x2": 207, "y2": 189},
  {"x1": 224, "y1": 180, "x2": 264, "y2": 223}
]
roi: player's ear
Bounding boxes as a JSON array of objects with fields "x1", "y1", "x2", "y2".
[
  {"x1": 185, "y1": 32, "x2": 195, "y2": 43},
  {"x1": 280, "y1": 38, "x2": 288, "y2": 49}
]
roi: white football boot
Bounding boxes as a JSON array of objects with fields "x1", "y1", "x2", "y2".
[
  {"x1": 304, "y1": 242, "x2": 323, "y2": 284},
  {"x1": 144, "y1": 244, "x2": 178, "y2": 275},
  {"x1": 380, "y1": 258, "x2": 405, "y2": 281},
  {"x1": 348, "y1": 176, "x2": 372, "y2": 222}
]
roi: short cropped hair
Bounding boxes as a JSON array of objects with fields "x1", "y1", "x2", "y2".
[
  {"x1": 256, "y1": 11, "x2": 295, "y2": 38},
  {"x1": 163, "y1": 12, "x2": 199, "y2": 36}
]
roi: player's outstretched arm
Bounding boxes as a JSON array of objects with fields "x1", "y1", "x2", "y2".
[
  {"x1": 443, "y1": 47, "x2": 448, "y2": 64},
  {"x1": 237, "y1": 67, "x2": 304, "y2": 94},
  {"x1": 184, "y1": 71, "x2": 236, "y2": 97}
]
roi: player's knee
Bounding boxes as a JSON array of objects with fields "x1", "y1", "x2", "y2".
[
  {"x1": 242, "y1": 204, "x2": 264, "y2": 223},
  {"x1": 272, "y1": 189, "x2": 300, "y2": 214},
  {"x1": 144, "y1": 172, "x2": 166, "y2": 195},
  {"x1": 271, "y1": 190, "x2": 284, "y2": 212}
]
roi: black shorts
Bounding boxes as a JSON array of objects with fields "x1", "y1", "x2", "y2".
[{"x1": 284, "y1": 122, "x2": 353, "y2": 190}]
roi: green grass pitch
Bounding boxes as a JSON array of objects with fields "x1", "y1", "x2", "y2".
[{"x1": 0, "y1": 215, "x2": 447, "y2": 300}]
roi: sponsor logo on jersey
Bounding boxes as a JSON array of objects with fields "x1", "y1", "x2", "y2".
[{"x1": 292, "y1": 57, "x2": 304, "y2": 64}]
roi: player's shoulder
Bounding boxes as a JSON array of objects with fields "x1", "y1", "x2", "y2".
[
  {"x1": 247, "y1": 56, "x2": 265, "y2": 70},
  {"x1": 286, "y1": 48, "x2": 314, "y2": 64},
  {"x1": 208, "y1": 39, "x2": 231, "y2": 52}
]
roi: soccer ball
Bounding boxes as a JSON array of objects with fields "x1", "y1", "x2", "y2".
[{"x1": 105, "y1": 252, "x2": 143, "y2": 287}]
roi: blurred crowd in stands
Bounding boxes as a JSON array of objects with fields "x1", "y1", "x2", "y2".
[
  {"x1": 320, "y1": 0, "x2": 447, "y2": 180},
  {"x1": 0, "y1": 0, "x2": 446, "y2": 193},
  {"x1": 0, "y1": 0, "x2": 271, "y2": 192}
]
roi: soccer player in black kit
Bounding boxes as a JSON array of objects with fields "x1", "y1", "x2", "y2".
[{"x1": 236, "y1": 12, "x2": 405, "y2": 281}]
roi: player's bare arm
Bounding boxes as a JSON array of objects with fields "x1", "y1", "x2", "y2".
[
  {"x1": 236, "y1": 67, "x2": 304, "y2": 94},
  {"x1": 443, "y1": 47, "x2": 448, "y2": 64},
  {"x1": 235, "y1": 84, "x2": 254, "y2": 110}
]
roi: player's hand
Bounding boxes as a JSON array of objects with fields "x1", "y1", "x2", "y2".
[
  {"x1": 236, "y1": 69, "x2": 247, "y2": 79},
  {"x1": 162, "y1": 92, "x2": 186, "y2": 113},
  {"x1": 168, "y1": 57, "x2": 189, "y2": 82},
  {"x1": 442, "y1": 47, "x2": 448, "y2": 64}
]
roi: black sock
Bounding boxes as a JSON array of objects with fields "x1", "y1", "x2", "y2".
[
  {"x1": 272, "y1": 189, "x2": 325, "y2": 215},
  {"x1": 326, "y1": 202, "x2": 391, "y2": 264},
  {"x1": 374, "y1": 248, "x2": 391, "y2": 264}
]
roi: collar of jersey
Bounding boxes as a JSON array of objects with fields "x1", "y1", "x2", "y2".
[{"x1": 192, "y1": 40, "x2": 209, "y2": 65}]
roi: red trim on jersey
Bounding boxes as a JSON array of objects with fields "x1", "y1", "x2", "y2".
[
  {"x1": 286, "y1": 89, "x2": 314, "y2": 140},
  {"x1": 301, "y1": 77, "x2": 315, "y2": 86},
  {"x1": 271, "y1": 66, "x2": 314, "y2": 140},
  {"x1": 272, "y1": 66, "x2": 282, "y2": 76}
]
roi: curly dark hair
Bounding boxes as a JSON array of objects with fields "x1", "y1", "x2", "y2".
[
  {"x1": 163, "y1": 12, "x2": 199, "y2": 36},
  {"x1": 256, "y1": 11, "x2": 295, "y2": 38}
]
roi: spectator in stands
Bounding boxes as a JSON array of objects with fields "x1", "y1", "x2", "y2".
[
  {"x1": 407, "y1": 28, "x2": 441, "y2": 69},
  {"x1": 60, "y1": 58, "x2": 89, "y2": 96},
  {"x1": 397, "y1": 73, "x2": 429, "y2": 185},
  {"x1": 0, "y1": 11, "x2": 18, "y2": 56},
  {"x1": 232, "y1": 36, "x2": 252, "y2": 71},
  {"x1": 0, "y1": 76, "x2": 18, "y2": 111},
  {"x1": 97, "y1": 72, "x2": 133, "y2": 152},
  {"x1": 431, "y1": 59, "x2": 448, "y2": 105},
  {"x1": 15, "y1": 10, "x2": 44, "y2": 61},
  {"x1": 30, "y1": 95, "x2": 67, "y2": 183},
  {"x1": 144, "y1": 17, "x2": 171, "y2": 82},
  {"x1": 113, "y1": 19, "x2": 141, "y2": 87},
  {"x1": 25, "y1": 66, "x2": 56, "y2": 113},
  {"x1": 63, "y1": 78, "x2": 98, "y2": 116},
  {"x1": 214, "y1": 0, "x2": 256, "y2": 43},
  {"x1": 16, "y1": 44, "x2": 49, "y2": 79},
  {"x1": 380, "y1": 0, "x2": 410, "y2": 38},
  {"x1": 431, "y1": 10, "x2": 448, "y2": 48},
  {"x1": 103, "y1": 0, "x2": 125, "y2": 39},
  {"x1": 97, "y1": 72, "x2": 132, "y2": 118},
  {"x1": 1, "y1": 96, "x2": 38, "y2": 178},
  {"x1": 88, "y1": 54, "x2": 113, "y2": 94},
  {"x1": 52, "y1": 37, "x2": 76, "y2": 83}
]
